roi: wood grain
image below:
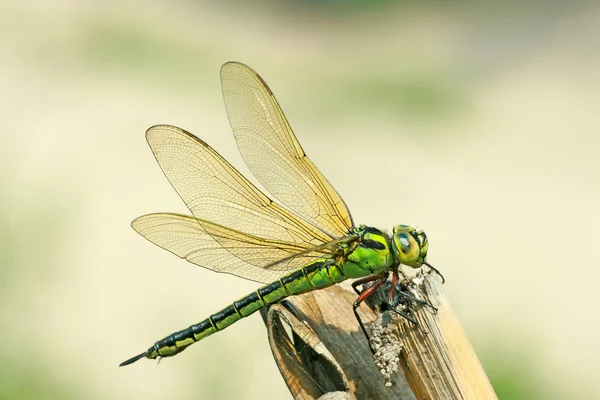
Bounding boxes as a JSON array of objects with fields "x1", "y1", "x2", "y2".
[{"x1": 261, "y1": 272, "x2": 496, "y2": 400}]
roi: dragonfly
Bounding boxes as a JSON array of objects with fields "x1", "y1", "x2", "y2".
[{"x1": 120, "y1": 62, "x2": 442, "y2": 367}]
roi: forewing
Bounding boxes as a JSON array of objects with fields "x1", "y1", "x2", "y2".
[
  {"x1": 132, "y1": 213, "x2": 338, "y2": 284},
  {"x1": 220, "y1": 62, "x2": 354, "y2": 238},
  {"x1": 145, "y1": 125, "x2": 332, "y2": 246}
]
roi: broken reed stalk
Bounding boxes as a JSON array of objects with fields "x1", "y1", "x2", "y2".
[{"x1": 260, "y1": 272, "x2": 497, "y2": 400}]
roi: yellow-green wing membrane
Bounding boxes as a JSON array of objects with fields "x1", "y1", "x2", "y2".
[
  {"x1": 145, "y1": 125, "x2": 333, "y2": 247},
  {"x1": 220, "y1": 62, "x2": 354, "y2": 238},
  {"x1": 132, "y1": 213, "x2": 346, "y2": 284}
]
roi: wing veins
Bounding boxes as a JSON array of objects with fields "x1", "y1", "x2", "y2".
[
  {"x1": 133, "y1": 213, "x2": 340, "y2": 283},
  {"x1": 145, "y1": 125, "x2": 335, "y2": 247},
  {"x1": 221, "y1": 62, "x2": 355, "y2": 237}
]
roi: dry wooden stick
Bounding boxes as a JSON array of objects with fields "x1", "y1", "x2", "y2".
[
  {"x1": 261, "y1": 272, "x2": 497, "y2": 400},
  {"x1": 392, "y1": 273, "x2": 497, "y2": 399}
]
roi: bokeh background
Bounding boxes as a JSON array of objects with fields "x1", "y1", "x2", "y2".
[{"x1": 2, "y1": 1, "x2": 599, "y2": 399}]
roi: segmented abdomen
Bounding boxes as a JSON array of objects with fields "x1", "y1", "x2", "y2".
[{"x1": 145, "y1": 258, "x2": 345, "y2": 360}]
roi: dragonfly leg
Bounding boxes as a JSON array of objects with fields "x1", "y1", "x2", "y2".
[
  {"x1": 385, "y1": 270, "x2": 433, "y2": 333},
  {"x1": 351, "y1": 273, "x2": 385, "y2": 296},
  {"x1": 394, "y1": 286, "x2": 438, "y2": 313},
  {"x1": 352, "y1": 274, "x2": 387, "y2": 350},
  {"x1": 387, "y1": 268, "x2": 400, "y2": 303},
  {"x1": 385, "y1": 303, "x2": 429, "y2": 334},
  {"x1": 424, "y1": 262, "x2": 445, "y2": 284}
]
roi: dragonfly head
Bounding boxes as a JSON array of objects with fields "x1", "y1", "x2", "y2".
[{"x1": 391, "y1": 225, "x2": 428, "y2": 268}]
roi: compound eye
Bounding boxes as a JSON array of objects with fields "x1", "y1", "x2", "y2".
[
  {"x1": 420, "y1": 239, "x2": 428, "y2": 253},
  {"x1": 393, "y1": 231, "x2": 420, "y2": 265},
  {"x1": 393, "y1": 224, "x2": 415, "y2": 234},
  {"x1": 397, "y1": 234, "x2": 410, "y2": 250}
]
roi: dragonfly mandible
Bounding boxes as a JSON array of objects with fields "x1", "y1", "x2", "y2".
[{"x1": 120, "y1": 62, "x2": 442, "y2": 367}]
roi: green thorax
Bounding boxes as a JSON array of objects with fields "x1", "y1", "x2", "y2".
[{"x1": 341, "y1": 225, "x2": 395, "y2": 278}]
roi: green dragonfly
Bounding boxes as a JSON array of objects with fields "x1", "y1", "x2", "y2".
[{"x1": 120, "y1": 62, "x2": 441, "y2": 367}]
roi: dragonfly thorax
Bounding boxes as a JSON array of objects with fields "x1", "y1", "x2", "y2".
[
  {"x1": 390, "y1": 225, "x2": 428, "y2": 268},
  {"x1": 344, "y1": 226, "x2": 394, "y2": 277}
]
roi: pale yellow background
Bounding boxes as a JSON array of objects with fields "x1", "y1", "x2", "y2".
[{"x1": 1, "y1": 1, "x2": 599, "y2": 399}]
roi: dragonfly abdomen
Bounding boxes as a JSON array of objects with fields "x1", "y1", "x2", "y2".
[{"x1": 121, "y1": 258, "x2": 346, "y2": 366}]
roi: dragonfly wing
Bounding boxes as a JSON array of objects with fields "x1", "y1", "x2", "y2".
[
  {"x1": 145, "y1": 125, "x2": 333, "y2": 247},
  {"x1": 132, "y1": 213, "x2": 342, "y2": 284},
  {"x1": 221, "y1": 62, "x2": 354, "y2": 238}
]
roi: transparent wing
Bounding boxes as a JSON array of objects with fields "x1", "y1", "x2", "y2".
[
  {"x1": 145, "y1": 125, "x2": 333, "y2": 246},
  {"x1": 132, "y1": 213, "x2": 350, "y2": 284},
  {"x1": 220, "y1": 62, "x2": 354, "y2": 238}
]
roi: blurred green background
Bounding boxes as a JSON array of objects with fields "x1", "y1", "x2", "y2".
[{"x1": 1, "y1": 1, "x2": 599, "y2": 399}]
